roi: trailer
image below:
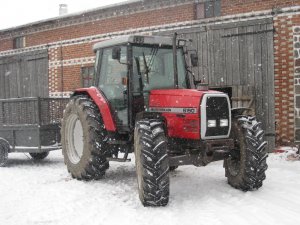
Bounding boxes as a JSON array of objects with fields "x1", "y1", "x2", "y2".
[{"x1": 0, "y1": 97, "x2": 69, "y2": 166}]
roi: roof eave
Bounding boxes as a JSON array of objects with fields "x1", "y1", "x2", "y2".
[{"x1": 93, "y1": 35, "x2": 174, "y2": 51}]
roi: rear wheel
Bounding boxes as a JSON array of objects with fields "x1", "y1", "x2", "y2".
[
  {"x1": 169, "y1": 166, "x2": 178, "y2": 171},
  {"x1": 224, "y1": 116, "x2": 268, "y2": 191},
  {"x1": 29, "y1": 152, "x2": 49, "y2": 160},
  {"x1": 61, "y1": 95, "x2": 110, "y2": 180},
  {"x1": 134, "y1": 119, "x2": 170, "y2": 207},
  {"x1": 0, "y1": 138, "x2": 9, "y2": 167}
]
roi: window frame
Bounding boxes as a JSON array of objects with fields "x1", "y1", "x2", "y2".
[
  {"x1": 195, "y1": 0, "x2": 221, "y2": 19},
  {"x1": 13, "y1": 36, "x2": 26, "y2": 49},
  {"x1": 81, "y1": 66, "x2": 95, "y2": 88},
  {"x1": 131, "y1": 44, "x2": 189, "y2": 92}
]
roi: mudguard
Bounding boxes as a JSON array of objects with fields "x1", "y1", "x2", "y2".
[
  {"x1": 72, "y1": 87, "x2": 117, "y2": 132},
  {"x1": 231, "y1": 107, "x2": 252, "y2": 117}
]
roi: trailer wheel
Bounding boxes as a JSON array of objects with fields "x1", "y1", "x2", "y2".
[
  {"x1": 0, "y1": 138, "x2": 9, "y2": 167},
  {"x1": 169, "y1": 166, "x2": 178, "y2": 171},
  {"x1": 29, "y1": 152, "x2": 49, "y2": 160},
  {"x1": 134, "y1": 119, "x2": 169, "y2": 207},
  {"x1": 224, "y1": 116, "x2": 268, "y2": 191},
  {"x1": 61, "y1": 95, "x2": 109, "y2": 180}
]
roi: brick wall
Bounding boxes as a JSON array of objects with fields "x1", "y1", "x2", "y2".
[
  {"x1": 0, "y1": 39, "x2": 12, "y2": 51},
  {"x1": 0, "y1": 2, "x2": 195, "y2": 50},
  {"x1": 273, "y1": 13, "x2": 300, "y2": 145},
  {"x1": 60, "y1": 43, "x2": 95, "y2": 60},
  {"x1": 0, "y1": 1, "x2": 195, "y2": 94},
  {"x1": 27, "y1": 2, "x2": 194, "y2": 93},
  {"x1": 27, "y1": 4, "x2": 193, "y2": 47},
  {"x1": 62, "y1": 65, "x2": 86, "y2": 92},
  {"x1": 222, "y1": 0, "x2": 300, "y2": 15},
  {"x1": 48, "y1": 44, "x2": 96, "y2": 93}
]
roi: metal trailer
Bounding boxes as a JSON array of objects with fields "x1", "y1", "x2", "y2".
[{"x1": 0, "y1": 97, "x2": 69, "y2": 166}]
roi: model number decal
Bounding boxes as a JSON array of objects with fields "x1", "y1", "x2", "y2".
[{"x1": 149, "y1": 107, "x2": 197, "y2": 114}]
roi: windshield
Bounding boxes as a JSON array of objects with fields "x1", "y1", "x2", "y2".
[{"x1": 132, "y1": 45, "x2": 187, "y2": 92}]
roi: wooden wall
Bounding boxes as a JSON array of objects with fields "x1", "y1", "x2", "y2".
[
  {"x1": 159, "y1": 18, "x2": 275, "y2": 151},
  {"x1": 0, "y1": 50, "x2": 48, "y2": 98}
]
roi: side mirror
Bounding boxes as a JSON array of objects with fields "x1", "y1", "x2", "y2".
[
  {"x1": 112, "y1": 47, "x2": 121, "y2": 60},
  {"x1": 194, "y1": 80, "x2": 202, "y2": 86},
  {"x1": 195, "y1": 82, "x2": 209, "y2": 91},
  {"x1": 190, "y1": 53, "x2": 198, "y2": 67}
]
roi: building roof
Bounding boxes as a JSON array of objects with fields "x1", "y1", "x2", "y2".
[
  {"x1": 0, "y1": 0, "x2": 193, "y2": 37},
  {"x1": 0, "y1": 0, "x2": 142, "y2": 34}
]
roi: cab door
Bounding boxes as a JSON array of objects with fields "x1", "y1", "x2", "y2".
[{"x1": 97, "y1": 47, "x2": 129, "y2": 130}]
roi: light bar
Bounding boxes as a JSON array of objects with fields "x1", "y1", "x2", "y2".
[
  {"x1": 207, "y1": 120, "x2": 217, "y2": 128},
  {"x1": 220, "y1": 119, "x2": 229, "y2": 127}
]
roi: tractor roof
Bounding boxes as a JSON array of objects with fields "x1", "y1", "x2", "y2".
[{"x1": 93, "y1": 35, "x2": 173, "y2": 51}]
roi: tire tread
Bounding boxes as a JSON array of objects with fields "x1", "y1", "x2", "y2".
[
  {"x1": 225, "y1": 116, "x2": 268, "y2": 191},
  {"x1": 135, "y1": 119, "x2": 169, "y2": 207},
  {"x1": 62, "y1": 95, "x2": 109, "y2": 181}
]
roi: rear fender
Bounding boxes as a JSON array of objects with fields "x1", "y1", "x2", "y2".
[
  {"x1": 72, "y1": 87, "x2": 117, "y2": 132},
  {"x1": 231, "y1": 107, "x2": 252, "y2": 117}
]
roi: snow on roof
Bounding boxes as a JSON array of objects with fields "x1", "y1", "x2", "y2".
[{"x1": 0, "y1": 0, "x2": 142, "y2": 33}]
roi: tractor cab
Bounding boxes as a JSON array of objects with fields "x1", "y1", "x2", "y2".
[{"x1": 93, "y1": 35, "x2": 191, "y2": 131}]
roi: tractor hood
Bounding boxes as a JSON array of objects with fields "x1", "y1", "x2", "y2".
[
  {"x1": 148, "y1": 89, "x2": 231, "y2": 140},
  {"x1": 149, "y1": 89, "x2": 220, "y2": 110}
]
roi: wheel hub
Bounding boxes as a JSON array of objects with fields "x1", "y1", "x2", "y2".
[{"x1": 66, "y1": 114, "x2": 84, "y2": 164}]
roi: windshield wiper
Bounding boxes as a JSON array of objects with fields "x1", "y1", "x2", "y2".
[
  {"x1": 135, "y1": 56, "x2": 144, "y2": 93},
  {"x1": 142, "y1": 47, "x2": 159, "y2": 84},
  {"x1": 142, "y1": 52, "x2": 150, "y2": 84}
]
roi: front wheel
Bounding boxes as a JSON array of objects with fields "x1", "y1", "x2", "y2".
[
  {"x1": 134, "y1": 119, "x2": 170, "y2": 207},
  {"x1": 224, "y1": 116, "x2": 268, "y2": 191}
]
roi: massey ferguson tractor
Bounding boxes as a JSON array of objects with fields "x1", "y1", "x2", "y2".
[{"x1": 61, "y1": 34, "x2": 268, "y2": 206}]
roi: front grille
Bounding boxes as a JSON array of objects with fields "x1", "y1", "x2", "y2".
[{"x1": 201, "y1": 94, "x2": 231, "y2": 139}]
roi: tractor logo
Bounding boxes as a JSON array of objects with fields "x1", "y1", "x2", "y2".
[{"x1": 149, "y1": 107, "x2": 197, "y2": 114}]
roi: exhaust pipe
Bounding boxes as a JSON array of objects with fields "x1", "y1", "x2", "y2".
[{"x1": 173, "y1": 32, "x2": 178, "y2": 89}]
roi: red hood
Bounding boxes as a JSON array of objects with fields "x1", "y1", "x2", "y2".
[
  {"x1": 150, "y1": 89, "x2": 219, "y2": 97},
  {"x1": 149, "y1": 89, "x2": 220, "y2": 108}
]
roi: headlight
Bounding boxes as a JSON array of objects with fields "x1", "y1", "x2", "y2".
[
  {"x1": 207, "y1": 120, "x2": 217, "y2": 127},
  {"x1": 220, "y1": 119, "x2": 229, "y2": 127}
]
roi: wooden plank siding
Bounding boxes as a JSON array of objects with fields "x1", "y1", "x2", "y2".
[
  {"x1": 158, "y1": 18, "x2": 275, "y2": 152},
  {"x1": 0, "y1": 50, "x2": 49, "y2": 99}
]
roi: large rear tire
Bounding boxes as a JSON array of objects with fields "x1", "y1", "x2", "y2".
[
  {"x1": 134, "y1": 119, "x2": 170, "y2": 207},
  {"x1": 0, "y1": 138, "x2": 9, "y2": 167},
  {"x1": 61, "y1": 95, "x2": 109, "y2": 180},
  {"x1": 224, "y1": 116, "x2": 268, "y2": 191}
]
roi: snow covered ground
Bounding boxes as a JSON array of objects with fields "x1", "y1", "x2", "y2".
[{"x1": 1, "y1": 150, "x2": 300, "y2": 225}]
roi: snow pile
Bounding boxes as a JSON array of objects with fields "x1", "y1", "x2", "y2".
[
  {"x1": 271, "y1": 146, "x2": 300, "y2": 161},
  {"x1": 0, "y1": 151, "x2": 300, "y2": 225}
]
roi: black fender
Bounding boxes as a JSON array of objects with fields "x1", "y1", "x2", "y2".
[{"x1": 231, "y1": 107, "x2": 252, "y2": 117}]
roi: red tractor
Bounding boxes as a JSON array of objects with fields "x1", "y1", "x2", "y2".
[{"x1": 61, "y1": 34, "x2": 268, "y2": 206}]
